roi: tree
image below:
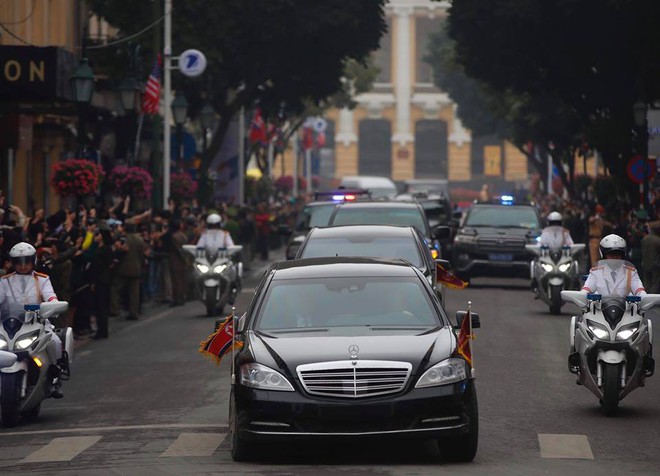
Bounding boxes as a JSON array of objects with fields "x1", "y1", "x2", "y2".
[{"x1": 87, "y1": 0, "x2": 387, "y2": 195}]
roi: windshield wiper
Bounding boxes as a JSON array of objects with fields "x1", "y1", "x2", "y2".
[{"x1": 268, "y1": 328, "x2": 329, "y2": 334}]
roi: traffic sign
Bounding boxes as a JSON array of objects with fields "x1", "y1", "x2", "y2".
[
  {"x1": 627, "y1": 155, "x2": 656, "y2": 185},
  {"x1": 178, "y1": 49, "x2": 207, "y2": 77}
]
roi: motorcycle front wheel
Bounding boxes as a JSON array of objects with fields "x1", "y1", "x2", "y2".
[
  {"x1": 602, "y1": 363, "x2": 620, "y2": 417},
  {"x1": 549, "y1": 285, "x2": 562, "y2": 315},
  {"x1": 1, "y1": 372, "x2": 22, "y2": 427}
]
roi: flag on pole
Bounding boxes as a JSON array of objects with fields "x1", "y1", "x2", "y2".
[
  {"x1": 302, "y1": 127, "x2": 314, "y2": 150},
  {"x1": 142, "y1": 55, "x2": 162, "y2": 115},
  {"x1": 249, "y1": 108, "x2": 268, "y2": 145},
  {"x1": 436, "y1": 263, "x2": 469, "y2": 289},
  {"x1": 198, "y1": 312, "x2": 243, "y2": 365},
  {"x1": 457, "y1": 307, "x2": 475, "y2": 367}
]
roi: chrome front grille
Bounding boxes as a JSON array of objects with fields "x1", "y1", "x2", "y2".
[
  {"x1": 477, "y1": 236, "x2": 526, "y2": 253},
  {"x1": 297, "y1": 360, "x2": 412, "y2": 398}
]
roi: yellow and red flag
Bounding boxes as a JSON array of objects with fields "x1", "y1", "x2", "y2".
[
  {"x1": 437, "y1": 263, "x2": 469, "y2": 289},
  {"x1": 199, "y1": 313, "x2": 243, "y2": 365},
  {"x1": 457, "y1": 308, "x2": 474, "y2": 367}
]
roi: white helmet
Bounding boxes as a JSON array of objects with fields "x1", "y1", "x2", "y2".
[
  {"x1": 206, "y1": 213, "x2": 222, "y2": 230},
  {"x1": 547, "y1": 211, "x2": 563, "y2": 226},
  {"x1": 599, "y1": 234, "x2": 627, "y2": 259},
  {"x1": 9, "y1": 242, "x2": 37, "y2": 268}
]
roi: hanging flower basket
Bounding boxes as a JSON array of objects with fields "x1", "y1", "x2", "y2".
[
  {"x1": 108, "y1": 165, "x2": 154, "y2": 200},
  {"x1": 50, "y1": 158, "x2": 104, "y2": 198},
  {"x1": 170, "y1": 171, "x2": 198, "y2": 201}
]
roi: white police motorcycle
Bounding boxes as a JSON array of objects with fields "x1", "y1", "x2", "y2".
[
  {"x1": 183, "y1": 245, "x2": 243, "y2": 316},
  {"x1": 0, "y1": 301, "x2": 72, "y2": 427},
  {"x1": 526, "y1": 243, "x2": 585, "y2": 314},
  {"x1": 563, "y1": 278, "x2": 656, "y2": 416}
]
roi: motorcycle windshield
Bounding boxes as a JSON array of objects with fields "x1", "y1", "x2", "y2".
[
  {"x1": 601, "y1": 296, "x2": 627, "y2": 329},
  {"x1": 0, "y1": 303, "x2": 28, "y2": 322}
]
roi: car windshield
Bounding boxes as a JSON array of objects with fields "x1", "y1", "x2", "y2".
[
  {"x1": 294, "y1": 204, "x2": 336, "y2": 231},
  {"x1": 299, "y1": 236, "x2": 424, "y2": 268},
  {"x1": 465, "y1": 206, "x2": 540, "y2": 229},
  {"x1": 331, "y1": 207, "x2": 428, "y2": 234},
  {"x1": 256, "y1": 276, "x2": 439, "y2": 332}
]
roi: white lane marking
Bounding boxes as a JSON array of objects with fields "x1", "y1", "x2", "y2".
[
  {"x1": 160, "y1": 432, "x2": 225, "y2": 457},
  {"x1": 0, "y1": 423, "x2": 227, "y2": 437},
  {"x1": 538, "y1": 434, "x2": 594, "y2": 459},
  {"x1": 21, "y1": 436, "x2": 102, "y2": 463}
]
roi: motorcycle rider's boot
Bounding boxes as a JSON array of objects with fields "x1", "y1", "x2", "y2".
[
  {"x1": 48, "y1": 365, "x2": 64, "y2": 399},
  {"x1": 531, "y1": 279, "x2": 539, "y2": 299},
  {"x1": 643, "y1": 354, "x2": 655, "y2": 377},
  {"x1": 568, "y1": 351, "x2": 580, "y2": 374}
]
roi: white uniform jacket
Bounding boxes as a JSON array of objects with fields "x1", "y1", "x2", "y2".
[
  {"x1": 539, "y1": 226, "x2": 574, "y2": 249},
  {"x1": 0, "y1": 271, "x2": 58, "y2": 306},
  {"x1": 582, "y1": 263, "x2": 646, "y2": 296},
  {"x1": 196, "y1": 230, "x2": 235, "y2": 250}
]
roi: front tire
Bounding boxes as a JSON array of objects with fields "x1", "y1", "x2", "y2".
[
  {"x1": 205, "y1": 288, "x2": 218, "y2": 316},
  {"x1": 1, "y1": 373, "x2": 22, "y2": 428},
  {"x1": 438, "y1": 381, "x2": 478, "y2": 462},
  {"x1": 602, "y1": 363, "x2": 620, "y2": 416},
  {"x1": 550, "y1": 285, "x2": 562, "y2": 314},
  {"x1": 228, "y1": 391, "x2": 252, "y2": 462}
]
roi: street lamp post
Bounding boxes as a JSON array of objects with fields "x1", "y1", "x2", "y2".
[
  {"x1": 634, "y1": 101, "x2": 649, "y2": 214},
  {"x1": 199, "y1": 103, "x2": 214, "y2": 153},
  {"x1": 70, "y1": 58, "x2": 95, "y2": 156},
  {"x1": 118, "y1": 77, "x2": 143, "y2": 165},
  {"x1": 171, "y1": 94, "x2": 189, "y2": 172}
]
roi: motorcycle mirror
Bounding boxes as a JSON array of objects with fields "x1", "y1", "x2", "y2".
[
  {"x1": 455, "y1": 311, "x2": 480, "y2": 329},
  {"x1": 40, "y1": 301, "x2": 69, "y2": 319},
  {"x1": 560, "y1": 291, "x2": 587, "y2": 309},
  {"x1": 640, "y1": 294, "x2": 660, "y2": 312},
  {"x1": 0, "y1": 350, "x2": 17, "y2": 368}
]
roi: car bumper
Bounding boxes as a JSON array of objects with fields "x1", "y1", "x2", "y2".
[
  {"x1": 453, "y1": 247, "x2": 531, "y2": 278},
  {"x1": 234, "y1": 380, "x2": 473, "y2": 441}
]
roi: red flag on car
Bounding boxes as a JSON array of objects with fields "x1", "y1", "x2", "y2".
[
  {"x1": 199, "y1": 313, "x2": 242, "y2": 364},
  {"x1": 457, "y1": 308, "x2": 474, "y2": 367},
  {"x1": 436, "y1": 263, "x2": 468, "y2": 289}
]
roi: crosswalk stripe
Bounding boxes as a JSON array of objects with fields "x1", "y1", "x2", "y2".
[
  {"x1": 21, "y1": 436, "x2": 102, "y2": 463},
  {"x1": 538, "y1": 434, "x2": 594, "y2": 459},
  {"x1": 160, "y1": 432, "x2": 225, "y2": 457}
]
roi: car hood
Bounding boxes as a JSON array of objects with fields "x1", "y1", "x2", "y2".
[
  {"x1": 245, "y1": 327, "x2": 456, "y2": 379},
  {"x1": 461, "y1": 226, "x2": 537, "y2": 238}
]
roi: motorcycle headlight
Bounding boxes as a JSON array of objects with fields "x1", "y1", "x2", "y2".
[
  {"x1": 616, "y1": 323, "x2": 639, "y2": 341},
  {"x1": 541, "y1": 263, "x2": 554, "y2": 272},
  {"x1": 558, "y1": 263, "x2": 571, "y2": 273},
  {"x1": 587, "y1": 320, "x2": 609, "y2": 340},
  {"x1": 15, "y1": 331, "x2": 39, "y2": 350},
  {"x1": 415, "y1": 358, "x2": 468, "y2": 388},
  {"x1": 0, "y1": 336, "x2": 7, "y2": 350},
  {"x1": 240, "y1": 363, "x2": 294, "y2": 391},
  {"x1": 213, "y1": 264, "x2": 227, "y2": 274},
  {"x1": 196, "y1": 264, "x2": 210, "y2": 274}
]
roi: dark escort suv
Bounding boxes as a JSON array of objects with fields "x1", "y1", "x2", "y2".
[{"x1": 452, "y1": 197, "x2": 542, "y2": 281}]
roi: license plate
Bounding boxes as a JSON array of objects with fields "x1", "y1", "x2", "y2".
[{"x1": 489, "y1": 253, "x2": 513, "y2": 261}]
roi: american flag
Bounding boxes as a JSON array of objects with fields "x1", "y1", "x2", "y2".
[{"x1": 142, "y1": 55, "x2": 161, "y2": 115}]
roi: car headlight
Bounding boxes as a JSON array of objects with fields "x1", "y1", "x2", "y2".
[
  {"x1": 0, "y1": 336, "x2": 7, "y2": 350},
  {"x1": 213, "y1": 264, "x2": 227, "y2": 274},
  {"x1": 587, "y1": 320, "x2": 609, "y2": 340},
  {"x1": 196, "y1": 264, "x2": 210, "y2": 274},
  {"x1": 541, "y1": 263, "x2": 554, "y2": 272},
  {"x1": 616, "y1": 323, "x2": 639, "y2": 341},
  {"x1": 415, "y1": 358, "x2": 468, "y2": 388},
  {"x1": 240, "y1": 363, "x2": 294, "y2": 391},
  {"x1": 15, "y1": 331, "x2": 39, "y2": 350},
  {"x1": 558, "y1": 263, "x2": 571, "y2": 273}
]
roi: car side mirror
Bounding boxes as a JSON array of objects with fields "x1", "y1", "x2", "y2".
[
  {"x1": 455, "y1": 311, "x2": 480, "y2": 329},
  {"x1": 432, "y1": 225, "x2": 451, "y2": 240},
  {"x1": 0, "y1": 350, "x2": 17, "y2": 368},
  {"x1": 278, "y1": 224, "x2": 292, "y2": 236},
  {"x1": 435, "y1": 258, "x2": 450, "y2": 269},
  {"x1": 39, "y1": 301, "x2": 69, "y2": 319}
]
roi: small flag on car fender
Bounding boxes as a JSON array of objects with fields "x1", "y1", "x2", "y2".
[
  {"x1": 457, "y1": 308, "x2": 475, "y2": 367},
  {"x1": 199, "y1": 313, "x2": 243, "y2": 365},
  {"x1": 436, "y1": 263, "x2": 468, "y2": 289}
]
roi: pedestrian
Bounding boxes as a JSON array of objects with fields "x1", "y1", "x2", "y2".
[
  {"x1": 110, "y1": 220, "x2": 146, "y2": 320},
  {"x1": 167, "y1": 220, "x2": 190, "y2": 307},
  {"x1": 254, "y1": 202, "x2": 272, "y2": 261},
  {"x1": 588, "y1": 204, "x2": 613, "y2": 267},
  {"x1": 91, "y1": 229, "x2": 115, "y2": 339},
  {"x1": 641, "y1": 221, "x2": 660, "y2": 294}
]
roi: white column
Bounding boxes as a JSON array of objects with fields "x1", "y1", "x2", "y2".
[
  {"x1": 162, "y1": 0, "x2": 172, "y2": 208},
  {"x1": 335, "y1": 107, "x2": 357, "y2": 146},
  {"x1": 238, "y1": 106, "x2": 245, "y2": 206},
  {"x1": 392, "y1": 6, "x2": 413, "y2": 145}
]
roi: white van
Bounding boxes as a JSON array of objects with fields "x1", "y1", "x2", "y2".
[{"x1": 339, "y1": 175, "x2": 397, "y2": 199}]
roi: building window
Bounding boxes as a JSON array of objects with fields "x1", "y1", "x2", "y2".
[
  {"x1": 416, "y1": 16, "x2": 442, "y2": 85},
  {"x1": 318, "y1": 120, "x2": 336, "y2": 178},
  {"x1": 415, "y1": 120, "x2": 448, "y2": 178},
  {"x1": 471, "y1": 134, "x2": 503, "y2": 178},
  {"x1": 359, "y1": 119, "x2": 392, "y2": 177},
  {"x1": 373, "y1": 17, "x2": 392, "y2": 84}
]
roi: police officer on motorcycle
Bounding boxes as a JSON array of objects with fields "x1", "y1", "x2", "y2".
[
  {"x1": 197, "y1": 213, "x2": 235, "y2": 249},
  {"x1": 0, "y1": 242, "x2": 66, "y2": 398},
  {"x1": 582, "y1": 234, "x2": 646, "y2": 297},
  {"x1": 539, "y1": 211, "x2": 574, "y2": 249}
]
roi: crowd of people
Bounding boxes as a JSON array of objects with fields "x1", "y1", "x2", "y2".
[{"x1": 0, "y1": 193, "x2": 306, "y2": 340}]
